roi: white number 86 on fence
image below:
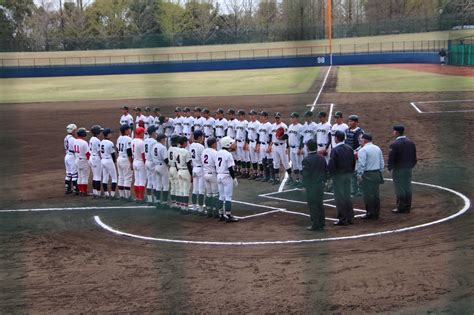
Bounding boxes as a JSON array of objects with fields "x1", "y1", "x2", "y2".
[{"x1": 316, "y1": 57, "x2": 326, "y2": 64}]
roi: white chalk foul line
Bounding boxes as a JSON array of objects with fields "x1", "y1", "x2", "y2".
[
  {"x1": 0, "y1": 205, "x2": 155, "y2": 213},
  {"x1": 410, "y1": 99, "x2": 474, "y2": 114},
  {"x1": 94, "y1": 179, "x2": 471, "y2": 246}
]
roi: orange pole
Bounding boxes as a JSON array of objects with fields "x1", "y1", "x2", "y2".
[{"x1": 326, "y1": 0, "x2": 332, "y2": 59}]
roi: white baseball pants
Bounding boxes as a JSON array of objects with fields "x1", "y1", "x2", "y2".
[
  {"x1": 89, "y1": 156, "x2": 102, "y2": 181},
  {"x1": 75, "y1": 158, "x2": 90, "y2": 185},
  {"x1": 117, "y1": 157, "x2": 133, "y2": 187},
  {"x1": 155, "y1": 163, "x2": 170, "y2": 191},
  {"x1": 133, "y1": 160, "x2": 146, "y2": 186},
  {"x1": 169, "y1": 167, "x2": 178, "y2": 196},
  {"x1": 101, "y1": 159, "x2": 117, "y2": 184},
  {"x1": 289, "y1": 147, "x2": 303, "y2": 171},
  {"x1": 204, "y1": 173, "x2": 218, "y2": 197},
  {"x1": 236, "y1": 141, "x2": 250, "y2": 162},
  {"x1": 178, "y1": 169, "x2": 192, "y2": 197},
  {"x1": 145, "y1": 160, "x2": 157, "y2": 190},
  {"x1": 249, "y1": 141, "x2": 259, "y2": 164},
  {"x1": 192, "y1": 166, "x2": 205, "y2": 195},
  {"x1": 64, "y1": 154, "x2": 77, "y2": 181},
  {"x1": 272, "y1": 144, "x2": 290, "y2": 169},
  {"x1": 217, "y1": 174, "x2": 233, "y2": 201}
]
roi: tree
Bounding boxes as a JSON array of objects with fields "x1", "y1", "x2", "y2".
[
  {"x1": 182, "y1": 0, "x2": 219, "y2": 44},
  {"x1": 256, "y1": 0, "x2": 279, "y2": 40}
]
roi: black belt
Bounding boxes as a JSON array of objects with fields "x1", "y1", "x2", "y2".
[
  {"x1": 260, "y1": 142, "x2": 267, "y2": 145},
  {"x1": 207, "y1": 173, "x2": 216, "y2": 175},
  {"x1": 290, "y1": 146, "x2": 297, "y2": 148},
  {"x1": 68, "y1": 150, "x2": 74, "y2": 153},
  {"x1": 364, "y1": 170, "x2": 380, "y2": 173},
  {"x1": 195, "y1": 165, "x2": 202, "y2": 167},
  {"x1": 318, "y1": 144, "x2": 328, "y2": 147},
  {"x1": 274, "y1": 143, "x2": 280, "y2": 146},
  {"x1": 216, "y1": 136, "x2": 223, "y2": 139},
  {"x1": 237, "y1": 140, "x2": 243, "y2": 142},
  {"x1": 249, "y1": 140, "x2": 255, "y2": 143}
]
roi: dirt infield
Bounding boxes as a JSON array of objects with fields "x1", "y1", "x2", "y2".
[
  {"x1": 0, "y1": 67, "x2": 473, "y2": 313},
  {"x1": 379, "y1": 63, "x2": 474, "y2": 77}
]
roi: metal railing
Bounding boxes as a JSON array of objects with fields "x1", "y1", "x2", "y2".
[{"x1": 0, "y1": 40, "x2": 447, "y2": 68}]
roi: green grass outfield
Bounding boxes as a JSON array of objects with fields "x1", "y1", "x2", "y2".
[
  {"x1": 337, "y1": 66, "x2": 474, "y2": 93},
  {"x1": 0, "y1": 67, "x2": 321, "y2": 104}
]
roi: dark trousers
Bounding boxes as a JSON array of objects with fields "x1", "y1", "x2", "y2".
[
  {"x1": 393, "y1": 168, "x2": 413, "y2": 212},
  {"x1": 306, "y1": 181, "x2": 326, "y2": 228},
  {"x1": 361, "y1": 171, "x2": 382, "y2": 218},
  {"x1": 333, "y1": 173, "x2": 354, "y2": 223}
]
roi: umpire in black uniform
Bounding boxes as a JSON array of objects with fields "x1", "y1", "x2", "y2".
[
  {"x1": 388, "y1": 125, "x2": 417, "y2": 213},
  {"x1": 328, "y1": 131, "x2": 356, "y2": 226},
  {"x1": 302, "y1": 139, "x2": 328, "y2": 231}
]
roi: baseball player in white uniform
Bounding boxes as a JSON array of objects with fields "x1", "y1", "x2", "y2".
[
  {"x1": 299, "y1": 111, "x2": 318, "y2": 157},
  {"x1": 153, "y1": 107, "x2": 161, "y2": 127},
  {"x1": 315, "y1": 111, "x2": 332, "y2": 162},
  {"x1": 153, "y1": 133, "x2": 169, "y2": 208},
  {"x1": 100, "y1": 128, "x2": 117, "y2": 198},
  {"x1": 271, "y1": 113, "x2": 292, "y2": 185},
  {"x1": 226, "y1": 109, "x2": 238, "y2": 161},
  {"x1": 144, "y1": 126, "x2": 159, "y2": 204},
  {"x1": 202, "y1": 109, "x2": 215, "y2": 148},
  {"x1": 74, "y1": 128, "x2": 90, "y2": 196},
  {"x1": 216, "y1": 136, "x2": 239, "y2": 223},
  {"x1": 176, "y1": 136, "x2": 193, "y2": 213},
  {"x1": 192, "y1": 107, "x2": 204, "y2": 130},
  {"x1": 256, "y1": 111, "x2": 273, "y2": 181},
  {"x1": 173, "y1": 107, "x2": 184, "y2": 136},
  {"x1": 131, "y1": 127, "x2": 146, "y2": 202},
  {"x1": 167, "y1": 135, "x2": 180, "y2": 209},
  {"x1": 202, "y1": 137, "x2": 219, "y2": 218},
  {"x1": 235, "y1": 110, "x2": 250, "y2": 177},
  {"x1": 214, "y1": 108, "x2": 228, "y2": 150},
  {"x1": 162, "y1": 116, "x2": 174, "y2": 148},
  {"x1": 189, "y1": 130, "x2": 206, "y2": 214},
  {"x1": 119, "y1": 106, "x2": 134, "y2": 133},
  {"x1": 182, "y1": 107, "x2": 194, "y2": 142},
  {"x1": 116, "y1": 124, "x2": 133, "y2": 200},
  {"x1": 64, "y1": 124, "x2": 78, "y2": 194},
  {"x1": 89, "y1": 125, "x2": 103, "y2": 197},
  {"x1": 288, "y1": 112, "x2": 304, "y2": 186},
  {"x1": 134, "y1": 107, "x2": 145, "y2": 130},
  {"x1": 143, "y1": 107, "x2": 155, "y2": 139},
  {"x1": 247, "y1": 110, "x2": 261, "y2": 179},
  {"x1": 331, "y1": 111, "x2": 349, "y2": 148}
]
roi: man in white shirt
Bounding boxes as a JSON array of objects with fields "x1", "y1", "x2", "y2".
[
  {"x1": 331, "y1": 111, "x2": 349, "y2": 148},
  {"x1": 189, "y1": 130, "x2": 206, "y2": 214},
  {"x1": 74, "y1": 128, "x2": 91, "y2": 196},
  {"x1": 134, "y1": 107, "x2": 146, "y2": 130},
  {"x1": 89, "y1": 125, "x2": 103, "y2": 197},
  {"x1": 131, "y1": 127, "x2": 146, "y2": 202},
  {"x1": 202, "y1": 108, "x2": 215, "y2": 147},
  {"x1": 64, "y1": 123, "x2": 78, "y2": 194},
  {"x1": 116, "y1": 124, "x2": 133, "y2": 200},
  {"x1": 119, "y1": 106, "x2": 134, "y2": 132},
  {"x1": 100, "y1": 128, "x2": 118, "y2": 198},
  {"x1": 271, "y1": 112, "x2": 292, "y2": 185},
  {"x1": 256, "y1": 111, "x2": 273, "y2": 181},
  {"x1": 315, "y1": 111, "x2": 332, "y2": 163},
  {"x1": 173, "y1": 107, "x2": 184, "y2": 136},
  {"x1": 214, "y1": 108, "x2": 228, "y2": 150},
  {"x1": 182, "y1": 107, "x2": 194, "y2": 142},
  {"x1": 176, "y1": 136, "x2": 193, "y2": 213},
  {"x1": 235, "y1": 110, "x2": 250, "y2": 178},
  {"x1": 144, "y1": 126, "x2": 158, "y2": 204},
  {"x1": 288, "y1": 112, "x2": 304, "y2": 186},
  {"x1": 216, "y1": 136, "x2": 239, "y2": 223},
  {"x1": 153, "y1": 133, "x2": 170, "y2": 208},
  {"x1": 202, "y1": 137, "x2": 219, "y2": 218},
  {"x1": 247, "y1": 110, "x2": 261, "y2": 179},
  {"x1": 299, "y1": 111, "x2": 318, "y2": 157}
]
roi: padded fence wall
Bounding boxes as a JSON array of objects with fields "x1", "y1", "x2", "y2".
[{"x1": 0, "y1": 52, "x2": 439, "y2": 78}]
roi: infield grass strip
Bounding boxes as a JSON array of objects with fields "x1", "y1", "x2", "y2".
[
  {"x1": 337, "y1": 66, "x2": 474, "y2": 93},
  {"x1": 0, "y1": 67, "x2": 321, "y2": 104}
]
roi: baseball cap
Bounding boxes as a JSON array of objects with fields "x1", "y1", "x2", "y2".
[
  {"x1": 202, "y1": 108, "x2": 210, "y2": 114},
  {"x1": 147, "y1": 125, "x2": 157, "y2": 135},
  {"x1": 135, "y1": 127, "x2": 145, "y2": 136},
  {"x1": 227, "y1": 109, "x2": 236, "y2": 115},
  {"x1": 90, "y1": 125, "x2": 104, "y2": 135},
  {"x1": 121, "y1": 105, "x2": 129, "y2": 110},
  {"x1": 304, "y1": 111, "x2": 313, "y2": 117},
  {"x1": 154, "y1": 107, "x2": 160, "y2": 112},
  {"x1": 274, "y1": 112, "x2": 281, "y2": 118},
  {"x1": 134, "y1": 107, "x2": 142, "y2": 112},
  {"x1": 103, "y1": 128, "x2": 112, "y2": 137},
  {"x1": 216, "y1": 108, "x2": 224, "y2": 114},
  {"x1": 175, "y1": 107, "x2": 182, "y2": 112},
  {"x1": 318, "y1": 111, "x2": 327, "y2": 118},
  {"x1": 249, "y1": 109, "x2": 258, "y2": 115},
  {"x1": 260, "y1": 111, "x2": 268, "y2": 117},
  {"x1": 144, "y1": 107, "x2": 151, "y2": 112},
  {"x1": 194, "y1": 107, "x2": 202, "y2": 112},
  {"x1": 348, "y1": 115, "x2": 359, "y2": 122},
  {"x1": 238, "y1": 110, "x2": 246, "y2": 116},
  {"x1": 194, "y1": 130, "x2": 204, "y2": 138},
  {"x1": 77, "y1": 128, "x2": 88, "y2": 137},
  {"x1": 334, "y1": 111, "x2": 343, "y2": 118},
  {"x1": 290, "y1": 112, "x2": 300, "y2": 118},
  {"x1": 183, "y1": 107, "x2": 191, "y2": 112}
]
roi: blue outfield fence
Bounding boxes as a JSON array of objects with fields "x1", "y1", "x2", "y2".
[{"x1": 0, "y1": 52, "x2": 439, "y2": 78}]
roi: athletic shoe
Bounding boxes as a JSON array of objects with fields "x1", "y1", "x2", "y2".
[
  {"x1": 225, "y1": 215, "x2": 239, "y2": 223},
  {"x1": 219, "y1": 214, "x2": 226, "y2": 221}
]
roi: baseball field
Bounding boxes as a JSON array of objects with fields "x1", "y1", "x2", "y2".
[{"x1": 0, "y1": 61, "x2": 473, "y2": 313}]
